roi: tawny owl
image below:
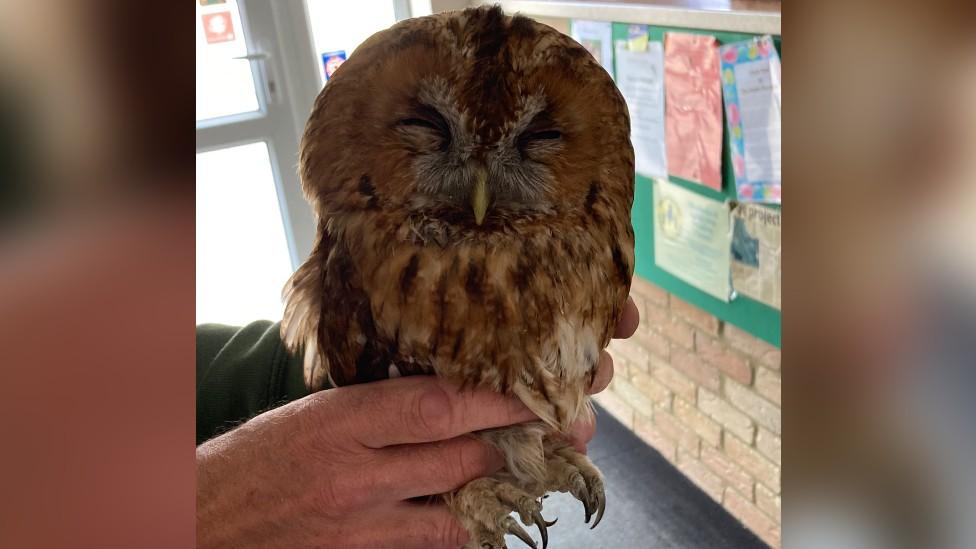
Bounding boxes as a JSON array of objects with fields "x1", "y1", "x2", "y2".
[{"x1": 281, "y1": 6, "x2": 634, "y2": 547}]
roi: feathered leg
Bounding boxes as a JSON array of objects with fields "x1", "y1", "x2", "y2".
[
  {"x1": 541, "y1": 439, "x2": 606, "y2": 529},
  {"x1": 446, "y1": 423, "x2": 552, "y2": 548},
  {"x1": 445, "y1": 424, "x2": 606, "y2": 548},
  {"x1": 446, "y1": 474, "x2": 554, "y2": 549}
]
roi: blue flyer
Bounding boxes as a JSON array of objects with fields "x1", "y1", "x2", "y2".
[{"x1": 321, "y1": 50, "x2": 347, "y2": 82}]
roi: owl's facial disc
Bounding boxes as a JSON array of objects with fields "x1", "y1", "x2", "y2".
[{"x1": 398, "y1": 87, "x2": 564, "y2": 227}]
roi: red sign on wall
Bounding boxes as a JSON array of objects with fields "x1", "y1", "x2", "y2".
[{"x1": 202, "y1": 12, "x2": 235, "y2": 44}]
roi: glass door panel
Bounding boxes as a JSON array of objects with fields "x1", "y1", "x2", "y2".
[{"x1": 196, "y1": 142, "x2": 293, "y2": 325}]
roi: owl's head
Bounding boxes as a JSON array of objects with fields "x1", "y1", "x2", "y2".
[{"x1": 299, "y1": 6, "x2": 632, "y2": 234}]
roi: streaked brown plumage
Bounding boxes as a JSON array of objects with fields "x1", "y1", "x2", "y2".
[{"x1": 282, "y1": 6, "x2": 634, "y2": 547}]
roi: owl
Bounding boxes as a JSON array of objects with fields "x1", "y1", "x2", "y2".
[{"x1": 281, "y1": 6, "x2": 634, "y2": 548}]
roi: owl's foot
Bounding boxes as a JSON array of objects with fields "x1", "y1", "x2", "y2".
[
  {"x1": 449, "y1": 476, "x2": 555, "y2": 549},
  {"x1": 545, "y1": 445, "x2": 606, "y2": 529}
]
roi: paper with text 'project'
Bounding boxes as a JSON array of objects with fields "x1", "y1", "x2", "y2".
[{"x1": 731, "y1": 202, "x2": 781, "y2": 309}]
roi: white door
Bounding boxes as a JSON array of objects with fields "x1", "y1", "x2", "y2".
[{"x1": 195, "y1": 0, "x2": 407, "y2": 326}]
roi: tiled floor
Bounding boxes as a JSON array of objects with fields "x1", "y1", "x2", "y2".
[{"x1": 508, "y1": 404, "x2": 770, "y2": 549}]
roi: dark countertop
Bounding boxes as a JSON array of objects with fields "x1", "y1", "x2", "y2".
[{"x1": 509, "y1": 404, "x2": 770, "y2": 548}]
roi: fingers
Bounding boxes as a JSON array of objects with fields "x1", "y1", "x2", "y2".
[
  {"x1": 614, "y1": 295, "x2": 640, "y2": 339},
  {"x1": 332, "y1": 376, "x2": 538, "y2": 448},
  {"x1": 392, "y1": 504, "x2": 469, "y2": 549},
  {"x1": 377, "y1": 436, "x2": 504, "y2": 500},
  {"x1": 566, "y1": 415, "x2": 597, "y2": 453},
  {"x1": 586, "y1": 351, "x2": 614, "y2": 395},
  {"x1": 574, "y1": 350, "x2": 614, "y2": 451},
  {"x1": 340, "y1": 503, "x2": 469, "y2": 549}
]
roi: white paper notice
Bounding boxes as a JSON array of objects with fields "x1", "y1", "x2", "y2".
[
  {"x1": 653, "y1": 179, "x2": 732, "y2": 301},
  {"x1": 733, "y1": 59, "x2": 781, "y2": 183},
  {"x1": 615, "y1": 41, "x2": 668, "y2": 179},
  {"x1": 571, "y1": 20, "x2": 614, "y2": 79}
]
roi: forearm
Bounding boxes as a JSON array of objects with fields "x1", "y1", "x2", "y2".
[
  {"x1": 196, "y1": 321, "x2": 310, "y2": 445},
  {"x1": 196, "y1": 405, "x2": 313, "y2": 548}
]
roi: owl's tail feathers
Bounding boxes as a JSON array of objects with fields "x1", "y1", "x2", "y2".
[
  {"x1": 512, "y1": 374, "x2": 595, "y2": 436},
  {"x1": 281, "y1": 236, "x2": 329, "y2": 392}
]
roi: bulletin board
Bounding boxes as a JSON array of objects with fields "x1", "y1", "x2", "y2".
[{"x1": 612, "y1": 23, "x2": 782, "y2": 347}]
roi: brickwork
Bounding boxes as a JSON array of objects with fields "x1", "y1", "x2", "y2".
[{"x1": 594, "y1": 276, "x2": 782, "y2": 548}]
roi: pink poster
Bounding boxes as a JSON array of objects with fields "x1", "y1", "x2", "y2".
[{"x1": 664, "y1": 33, "x2": 723, "y2": 191}]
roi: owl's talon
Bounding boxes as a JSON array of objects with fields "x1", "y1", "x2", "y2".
[
  {"x1": 530, "y1": 510, "x2": 550, "y2": 549},
  {"x1": 586, "y1": 474, "x2": 606, "y2": 529},
  {"x1": 590, "y1": 491, "x2": 606, "y2": 529},
  {"x1": 504, "y1": 517, "x2": 537, "y2": 549},
  {"x1": 567, "y1": 471, "x2": 592, "y2": 521},
  {"x1": 584, "y1": 492, "x2": 598, "y2": 524},
  {"x1": 546, "y1": 446, "x2": 606, "y2": 530},
  {"x1": 450, "y1": 476, "x2": 550, "y2": 549}
]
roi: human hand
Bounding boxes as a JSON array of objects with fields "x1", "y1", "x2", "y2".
[
  {"x1": 197, "y1": 376, "x2": 537, "y2": 548},
  {"x1": 196, "y1": 296, "x2": 639, "y2": 549},
  {"x1": 589, "y1": 294, "x2": 640, "y2": 394}
]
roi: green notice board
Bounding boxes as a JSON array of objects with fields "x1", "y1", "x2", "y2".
[{"x1": 611, "y1": 23, "x2": 782, "y2": 347}]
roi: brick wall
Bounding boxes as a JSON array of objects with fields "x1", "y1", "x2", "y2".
[{"x1": 595, "y1": 276, "x2": 782, "y2": 548}]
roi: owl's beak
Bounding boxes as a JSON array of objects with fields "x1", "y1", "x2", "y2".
[{"x1": 470, "y1": 167, "x2": 489, "y2": 225}]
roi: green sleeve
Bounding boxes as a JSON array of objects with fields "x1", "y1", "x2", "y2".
[{"x1": 196, "y1": 321, "x2": 313, "y2": 445}]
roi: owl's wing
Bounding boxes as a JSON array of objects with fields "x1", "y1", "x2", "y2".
[{"x1": 281, "y1": 227, "x2": 390, "y2": 391}]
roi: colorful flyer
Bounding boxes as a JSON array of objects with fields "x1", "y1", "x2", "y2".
[
  {"x1": 653, "y1": 179, "x2": 732, "y2": 301},
  {"x1": 730, "y1": 203, "x2": 781, "y2": 309},
  {"x1": 321, "y1": 50, "x2": 347, "y2": 82},
  {"x1": 616, "y1": 32, "x2": 668, "y2": 180},
  {"x1": 571, "y1": 20, "x2": 614, "y2": 80},
  {"x1": 664, "y1": 32, "x2": 723, "y2": 191},
  {"x1": 719, "y1": 35, "x2": 781, "y2": 203}
]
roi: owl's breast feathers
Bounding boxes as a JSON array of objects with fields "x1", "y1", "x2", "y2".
[{"x1": 283, "y1": 181, "x2": 634, "y2": 432}]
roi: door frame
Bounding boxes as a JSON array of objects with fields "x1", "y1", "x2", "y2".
[
  {"x1": 195, "y1": 0, "x2": 418, "y2": 269},
  {"x1": 195, "y1": 0, "x2": 321, "y2": 269}
]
